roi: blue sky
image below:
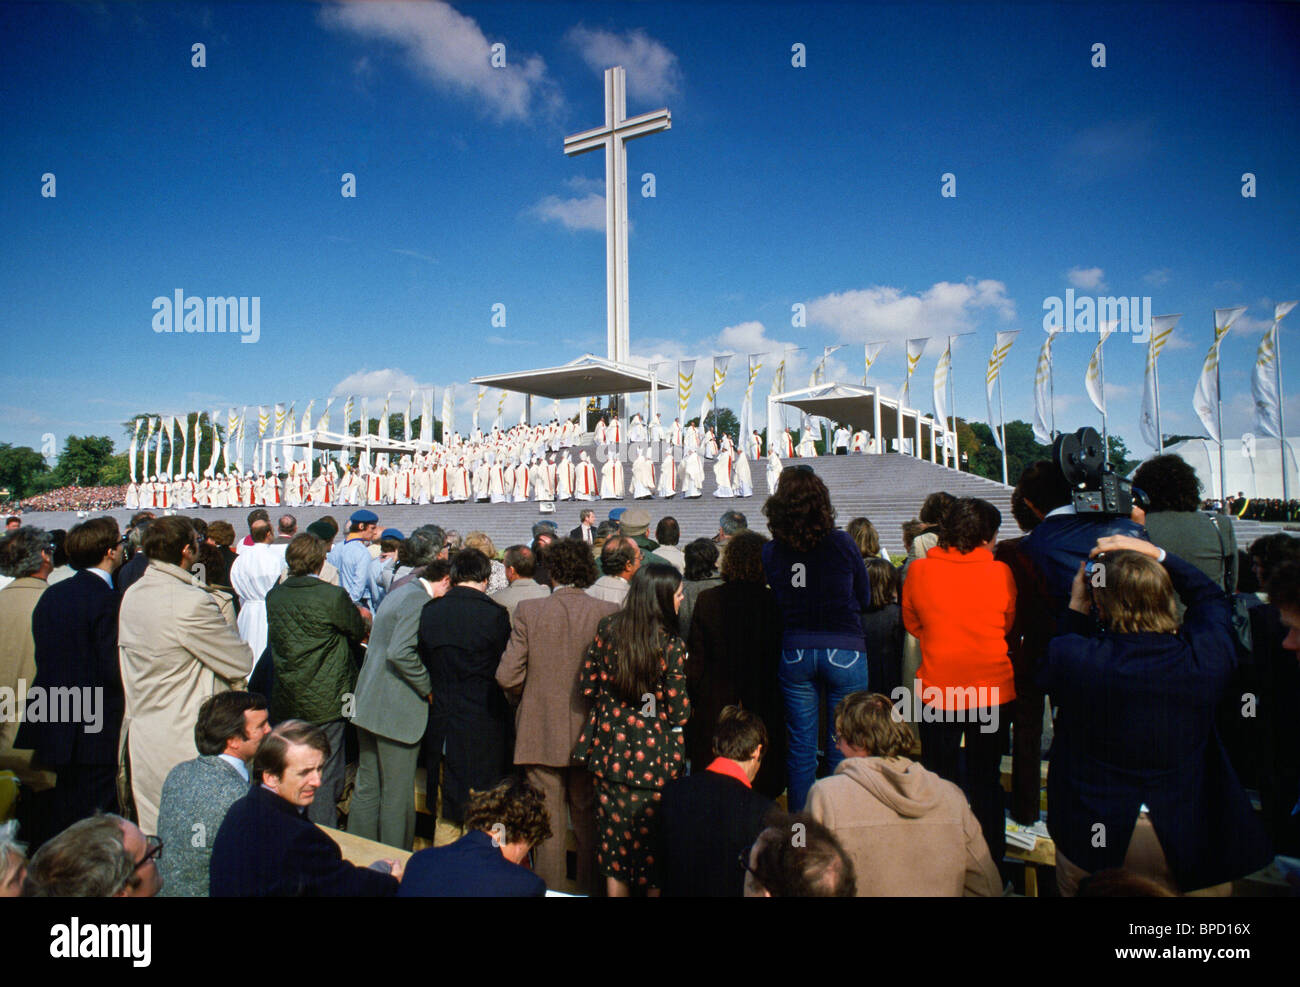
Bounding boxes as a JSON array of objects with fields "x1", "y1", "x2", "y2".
[{"x1": 2, "y1": 0, "x2": 1297, "y2": 458}]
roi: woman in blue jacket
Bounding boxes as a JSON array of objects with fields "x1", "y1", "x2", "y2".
[{"x1": 1040, "y1": 534, "x2": 1270, "y2": 895}]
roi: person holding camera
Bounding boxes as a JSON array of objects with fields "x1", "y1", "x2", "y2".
[{"x1": 1039, "y1": 534, "x2": 1271, "y2": 896}]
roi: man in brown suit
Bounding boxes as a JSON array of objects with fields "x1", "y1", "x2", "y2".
[{"x1": 495, "y1": 537, "x2": 616, "y2": 893}]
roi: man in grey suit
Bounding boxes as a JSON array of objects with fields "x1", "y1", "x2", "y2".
[
  {"x1": 156, "y1": 691, "x2": 269, "y2": 896},
  {"x1": 490, "y1": 544, "x2": 551, "y2": 620},
  {"x1": 349, "y1": 529, "x2": 450, "y2": 850},
  {"x1": 496, "y1": 537, "x2": 618, "y2": 893}
]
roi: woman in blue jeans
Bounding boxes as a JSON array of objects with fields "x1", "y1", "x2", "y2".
[{"x1": 761, "y1": 466, "x2": 872, "y2": 810}]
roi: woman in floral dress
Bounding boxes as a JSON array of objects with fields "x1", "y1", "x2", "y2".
[{"x1": 574, "y1": 564, "x2": 690, "y2": 896}]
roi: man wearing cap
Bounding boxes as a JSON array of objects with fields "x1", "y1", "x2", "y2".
[
  {"x1": 327, "y1": 509, "x2": 384, "y2": 614},
  {"x1": 619, "y1": 509, "x2": 671, "y2": 569}
]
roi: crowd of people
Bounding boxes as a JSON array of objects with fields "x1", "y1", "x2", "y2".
[
  {"x1": 0, "y1": 445, "x2": 1297, "y2": 898},
  {"x1": 1210, "y1": 495, "x2": 1300, "y2": 523},
  {"x1": 3, "y1": 485, "x2": 128, "y2": 515}
]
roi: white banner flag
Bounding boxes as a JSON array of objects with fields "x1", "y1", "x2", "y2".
[
  {"x1": 1193, "y1": 306, "x2": 1248, "y2": 442},
  {"x1": 420, "y1": 389, "x2": 434, "y2": 443},
  {"x1": 700, "y1": 356, "x2": 731, "y2": 423},
  {"x1": 235, "y1": 407, "x2": 248, "y2": 473},
  {"x1": 738, "y1": 354, "x2": 762, "y2": 446},
  {"x1": 901, "y1": 338, "x2": 926, "y2": 405},
  {"x1": 404, "y1": 390, "x2": 413, "y2": 442},
  {"x1": 1085, "y1": 321, "x2": 1119, "y2": 417},
  {"x1": 933, "y1": 341, "x2": 951, "y2": 424},
  {"x1": 1032, "y1": 329, "x2": 1060, "y2": 445},
  {"x1": 985, "y1": 331, "x2": 1019, "y2": 450},
  {"x1": 863, "y1": 342, "x2": 885, "y2": 385},
  {"x1": 341, "y1": 395, "x2": 353, "y2": 439},
  {"x1": 1139, "y1": 314, "x2": 1182, "y2": 450},
  {"x1": 767, "y1": 355, "x2": 787, "y2": 441},
  {"x1": 377, "y1": 393, "x2": 390, "y2": 442},
  {"x1": 128, "y1": 417, "x2": 143, "y2": 483},
  {"x1": 317, "y1": 398, "x2": 335, "y2": 433},
  {"x1": 1252, "y1": 301, "x2": 1297, "y2": 439},
  {"x1": 442, "y1": 385, "x2": 455, "y2": 440},
  {"x1": 208, "y1": 410, "x2": 221, "y2": 475},
  {"x1": 473, "y1": 386, "x2": 486, "y2": 433},
  {"x1": 677, "y1": 360, "x2": 695, "y2": 420}
]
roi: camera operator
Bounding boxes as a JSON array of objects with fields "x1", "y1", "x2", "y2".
[
  {"x1": 1038, "y1": 534, "x2": 1270, "y2": 896},
  {"x1": 999, "y1": 430, "x2": 1149, "y2": 823}
]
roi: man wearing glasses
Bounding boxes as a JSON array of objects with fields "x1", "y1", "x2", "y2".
[{"x1": 21, "y1": 813, "x2": 163, "y2": 896}]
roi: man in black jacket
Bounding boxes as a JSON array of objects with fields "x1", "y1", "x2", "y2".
[
  {"x1": 658, "y1": 706, "x2": 774, "y2": 896},
  {"x1": 419, "y1": 548, "x2": 513, "y2": 828},
  {"x1": 17, "y1": 517, "x2": 125, "y2": 843},
  {"x1": 209, "y1": 720, "x2": 401, "y2": 896}
]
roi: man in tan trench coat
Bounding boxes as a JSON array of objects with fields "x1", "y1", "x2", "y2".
[{"x1": 119, "y1": 516, "x2": 253, "y2": 835}]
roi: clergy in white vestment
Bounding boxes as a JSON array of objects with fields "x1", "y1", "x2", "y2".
[
  {"x1": 488, "y1": 461, "x2": 508, "y2": 503},
  {"x1": 556, "y1": 452, "x2": 575, "y2": 500},
  {"x1": 767, "y1": 451, "x2": 783, "y2": 493},
  {"x1": 703, "y1": 429, "x2": 719, "y2": 460},
  {"x1": 472, "y1": 460, "x2": 490, "y2": 501},
  {"x1": 430, "y1": 462, "x2": 450, "y2": 503},
  {"x1": 307, "y1": 469, "x2": 329, "y2": 505},
  {"x1": 229, "y1": 529, "x2": 282, "y2": 667},
  {"x1": 851, "y1": 429, "x2": 870, "y2": 453},
  {"x1": 777, "y1": 428, "x2": 795, "y2": 458},
  {"x1": 451, "y1": 462, "x2": 471, "y2": 502},
  {"x1": 609, "y1": 417, "x2": 622, "y2": 445},
  {"x1": 628, "y1": 414, "x2": 646, "y2": 444},
  {"x1": 683, "y1": 424, "x2": 699, "y2": 454},
  {"x1": 649, "y1": 414, "x2": 664, "y2": 445},
  {"x1": 513, "y1": 460, "x2": 531, "y2": 502},
  {"x1": 531, "y1": 459, "x2": 553, "y2": 502},
  {"x1": 796, "y1": 431, "x2": 819, "y2": 457},
  {"x1": 657, "y1": 451, "x2": 677, "y2": 498},
  {"x1": 575, "y1": 452, "x2": 598, "y2": 500},
  {"x1": 125, "y1": 481, "x2": 140, "y2": 510},
  {"x1": 833, "y1": 425, "x2": 851, "y2": 454},
  {"x1": 734, "y1": 448, "x2": 754, "y2": 497},
  {"x1": 594, "y1": 419, "x2": 608, "y2": 445},
  {"x1": 712, "y1": 448, "x2": 734, "y2": 497},
  {"x1": 669, "y1": 418, "x2": 682, "y2": 448},
  {"x1": 600, "y1": 453, "x2": 624, "y2": 499},
  {"x1": 631, "y1": 448, "x2": 655, "y2": 499},
  {"x1": 749, "y1": 430, "x2": 763, "y2": 460},
  {"x1": 242, "y1": 473, "x2": 257, "y2": 506},
  {"x1": 682, "y1": 450, "x2": 705, "y2": 498}
]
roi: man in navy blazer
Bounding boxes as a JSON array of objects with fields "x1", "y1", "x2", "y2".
[
  {"x1": 16, "y1": 517, "x2": 125, "y2": 841},
  {"x1": 209, "y1": 720, "x2": 401, "y2": 896},
  {"x1": 399, "y1": 777, "x2": 549, "y2": 897}
]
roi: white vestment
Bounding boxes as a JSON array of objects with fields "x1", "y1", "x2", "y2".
[{"x1": 229, "y1": 543, "x2": 282, "y2": 667}]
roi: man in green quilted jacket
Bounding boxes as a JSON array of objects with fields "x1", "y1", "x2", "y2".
[{"x1": 266, "y1": 532, "x2": 368, "y2": 826}]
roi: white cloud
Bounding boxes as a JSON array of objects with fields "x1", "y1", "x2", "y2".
[
  {"x1": 565, "y1": 25, "x2": 682, "y2": 103},
  {"x1": 1144, "y1": 268, "x2": 1171, "y2": 286},
  {"x1": 805, "y1": 279, "x2": 1016, "y2": 343},
  {"x1": 528, "y1": 191, "x2": 606, "y2": 232},
  {"x1": 1230, "y1": 312, "x2": 1274, "y2": 336},
  {"x1": 330, "y1": 368, "x2": 424, "y2": 400},
  {"x1": 1067, "y1": 266, "x2": 1107, "y2": 291},
  {"x1": 319, "y1": 2, "x2": 561, "y2": 123}
]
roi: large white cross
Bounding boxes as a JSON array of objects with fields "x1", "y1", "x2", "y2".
[{"x1": 564, "y1": 66, "x2": 671, "y2": 370}]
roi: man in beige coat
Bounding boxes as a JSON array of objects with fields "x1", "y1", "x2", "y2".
[
  {"x1": 807, "y1": 692, "x2": 1002, "y2": 897},
  {"x1": 119, "y1": 517, "x2": 253, "y2": 835},
  {"x1": 0, "y1": 527, "x2": 57, "y2": 795},
  {"x1": 496, "y1": 538, "x2": 616, "y2": 893}
]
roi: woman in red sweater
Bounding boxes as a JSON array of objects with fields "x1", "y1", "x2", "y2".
[{"x1": 901, "y1": 497, "x2": 1016, "y2": 869}]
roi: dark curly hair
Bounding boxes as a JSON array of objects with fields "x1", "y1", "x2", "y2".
[
  {"x1": 937, "y1": 498, "x2": 1002, "y2": 554},
  {"x1": 683, "y1": 538, "x2": 719, "y2": 581},
  {"x1": 546, "y1": 537, "x2": 600, "y2": 589},
  {"x1": 720, "y1": 529, "x2": 768, "y2": 583},
  {"x1": 463, "y1": 777, "x2": 553, "y2": 849},
  {"x1": 918, "y1": 491, "x2": 956, "y2": 527},
  {"x1": 1132, "y1": 454, "x2": 1202, "y2": 513},
  {"x1": 1011, "y1": 460, "x2": 1072, "y2": 532},
  {"x1": 764, "y1": 469, "x2": 835, "y2": 552}
]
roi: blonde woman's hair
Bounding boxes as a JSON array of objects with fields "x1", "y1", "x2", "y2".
[
  {"x1": 464, "y1": 531, "x2": 496, "y2": 560},
  {"x1": 834, "y1": 692, "x2": 914, "y2": 759},
  {"x1": 1093, "y1": 550, "x2": 1179, "y2": 634}
]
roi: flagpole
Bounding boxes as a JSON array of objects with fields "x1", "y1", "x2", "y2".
[
  {"x1": 1153, "y1": 350, "x2": 1163, "y2": 454},
  {"x1": 948, "y1": 337, "x2": 957, "y2": 469},
  {"x1": 1216, "y1": 353, "x2": 1226, "y2": 502},
  {"x1": 998, "y1": 368, "x2": 1008, "y2": 485},
  {"x1": 1099, "y1": 343, "x2": 1109, "y2": 462},
  {"x1": 1048, "y1": 343, "x2": 1056, "y2": 440},
  {"x1": 1278, "y1": 326, "x2": 1290, "y2": 505}
]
